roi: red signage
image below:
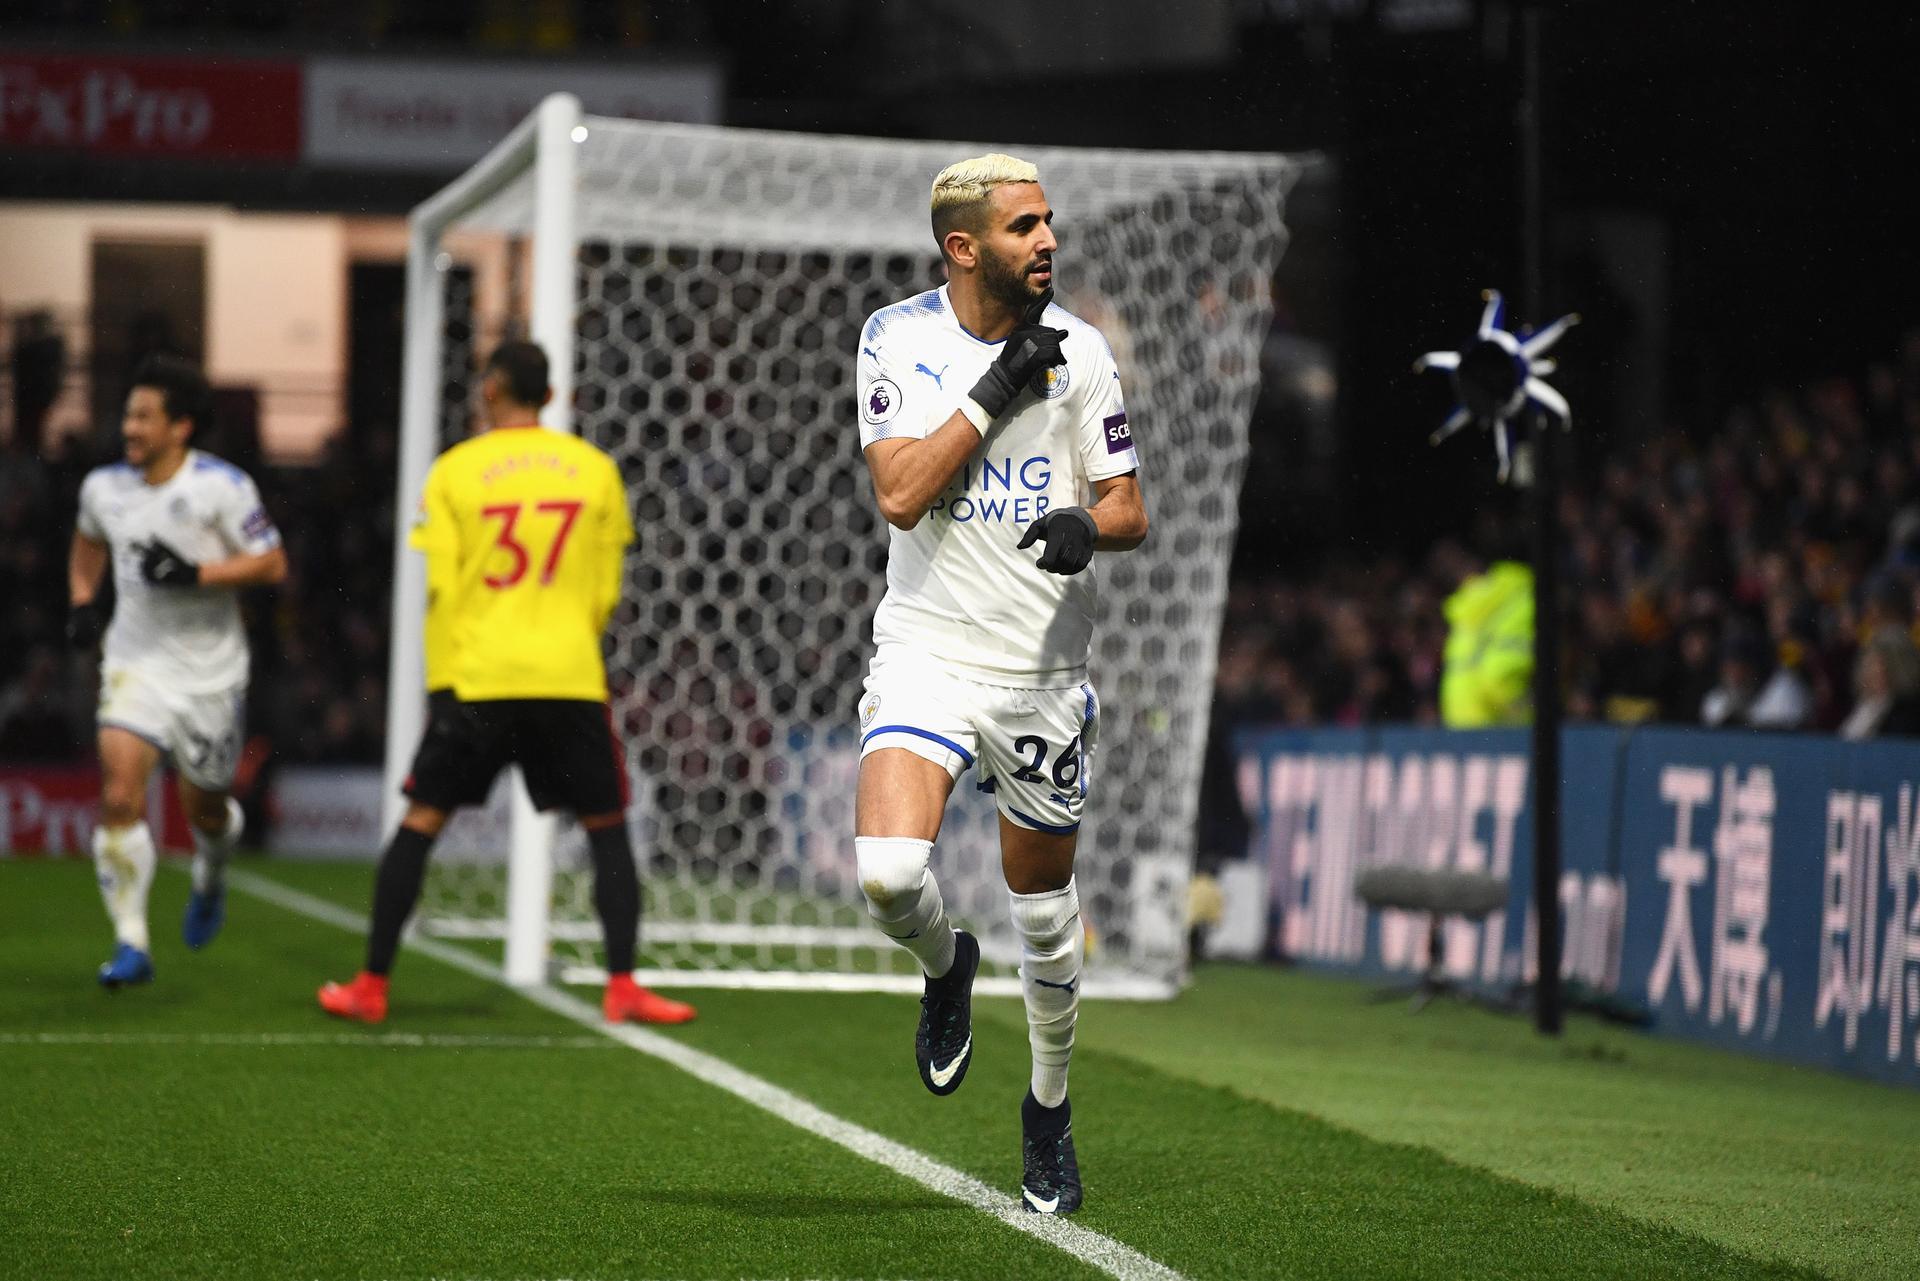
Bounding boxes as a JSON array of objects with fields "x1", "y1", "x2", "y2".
[
  {"x1": 0, "y1": 767, "x2": 191, "y2": 856},
  {"x1": 0, "y1": 53, "x2": 301, "y2": 160}
]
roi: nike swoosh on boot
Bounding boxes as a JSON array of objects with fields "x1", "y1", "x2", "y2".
[
  {"x1": 1023, "y1": 1189, "x2": 1061, "y2": 1214},
  {"x1": 928, "y1": 1036, "x2": 971, "y2": 1088}
]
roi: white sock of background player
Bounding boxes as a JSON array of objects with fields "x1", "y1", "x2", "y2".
[
  {"x1": 191, "y1": 797, "x2": 244, "y2": 895},
  {"x1": 92, "y1": 821, "x2": 158, "y2": 952}
]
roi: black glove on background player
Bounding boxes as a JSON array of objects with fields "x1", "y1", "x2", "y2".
[
  {"x1": 966, "y1": 290, "x2": 1069, "y2": 424},
  {"x1": 140, "y1": 538, "x2": 201, "y2": 587},
  {"x1": 1018, "y1": 507, "x2": 1100, "y2": 576},
  {"x1": 66, "y1": 600, "x2": 106, "y2": 648}
]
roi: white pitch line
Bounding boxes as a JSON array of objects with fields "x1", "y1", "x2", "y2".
[
  {"x1": 227, "y1": 868, "x2": 1188, "y2": 1281},
  {"x1": 0, "y1": 1030, "x2": 616, "y2": 1050},
  {"x1": 549, "y1": 965, "x2": 1173, "y2": 1000}
]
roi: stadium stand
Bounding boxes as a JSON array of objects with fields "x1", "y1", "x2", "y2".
[{"x1": 1217, "y1": 327, "x2": 1920, "y2": 739}]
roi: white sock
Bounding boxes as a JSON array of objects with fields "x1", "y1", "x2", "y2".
[
  {"x1": 191, "y1": 797, "x2": 244, "y2": 894},
  {"x1": 1012, "y1": 878, "x2": 1083, "y2": 1107},
  {"x1": 855, "y1": 836, "x2": 958, "y2": 978},
  {"x1": 92, "y1": 821, "x2": 158, "y2": 953}
]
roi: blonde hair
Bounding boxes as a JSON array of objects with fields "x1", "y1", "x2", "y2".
[{"x1": 931, "y1": 152, "x2": 1040, "y2": 254}]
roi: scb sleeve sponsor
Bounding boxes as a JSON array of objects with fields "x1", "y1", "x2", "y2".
[
  {"x1": 1076, "y1": 332, "x2": 1138, "y2": 480},
  {"x1": 217, "y1": 470, "x2": 282, "y2": 555}
]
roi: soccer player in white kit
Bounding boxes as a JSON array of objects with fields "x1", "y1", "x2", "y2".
[
  {"x1": 67, "y1": 355, "x2": 288, "y2": 988},
  {"x1": 854, "y1": 154, "x2": 1148, "y2": 1215}
]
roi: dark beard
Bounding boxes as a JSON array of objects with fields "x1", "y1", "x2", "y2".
[{"x1": 979, "y1": 245, "x2": 1042, "y2": 311}]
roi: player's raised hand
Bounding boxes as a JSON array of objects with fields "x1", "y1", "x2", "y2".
[
  {"x1": 139, "y1": 538, "x2": 201, "y2": 587},
  {"x1": 1017, "y1": 507, "x2": 1099, "y2": 575},
  {"x1": 65, "y1": 600, "x2": 105, "y2": 648},
  {"x1": 965, "y1": 289, "x2": 1070, "y2": 426}
]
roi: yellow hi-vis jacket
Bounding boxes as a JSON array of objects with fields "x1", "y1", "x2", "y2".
[{"x1": 1440, "y1": 560, "x2": 1535, "y2": 727}]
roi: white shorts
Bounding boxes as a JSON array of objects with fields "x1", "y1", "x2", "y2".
[
  {"x1": 98, "y1": 665, "x2": 246, "y2": 792},
  {"x1": 857, "y1": 655, "x2": 1099, "y2": 835}
]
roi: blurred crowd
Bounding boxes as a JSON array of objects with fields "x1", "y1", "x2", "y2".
[{"x1": 1217, "y1": 327, "x2": 1920, "y2": 741}]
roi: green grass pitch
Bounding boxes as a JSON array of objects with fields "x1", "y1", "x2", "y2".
[{"x1": 3, "y1": 856, "x2": 1916, "y2": 1280}]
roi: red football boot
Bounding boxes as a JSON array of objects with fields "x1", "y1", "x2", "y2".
[
  {"x1": 318, "y1": 972, "x2": 389, "y2": 1024},
  {"x1": 604, "y1": 974, "x2": 697, "y2": 1025}
]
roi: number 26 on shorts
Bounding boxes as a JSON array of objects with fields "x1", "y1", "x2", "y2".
[{"x1": 1011, "y1": 733, "x2": 1082, "y2": 788}]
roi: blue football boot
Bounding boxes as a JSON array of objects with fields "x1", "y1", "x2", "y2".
[
  {"x1": 182, "y1": 884, "x2": 226, "y2": 950},
  {"x1": 98, "y1": 943, "x2": 155, "y2": 990}
]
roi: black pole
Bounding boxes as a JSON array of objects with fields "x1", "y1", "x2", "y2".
[{"x1": 1520, "y1": 4, "x2": 1564, "y2": 1036}]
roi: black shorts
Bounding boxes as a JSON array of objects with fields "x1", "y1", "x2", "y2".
[{"x1": 404, "y1": 692, "x2": 629, "y2": 818}]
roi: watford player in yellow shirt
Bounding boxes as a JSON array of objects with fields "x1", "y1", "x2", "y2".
[{"x1": 320, "y1": 341, "x2": 694, "y2": 1026}]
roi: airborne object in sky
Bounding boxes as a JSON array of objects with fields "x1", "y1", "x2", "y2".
[{"x1": 1416, "y1": 289, "x2": 1578, "y2": 484}]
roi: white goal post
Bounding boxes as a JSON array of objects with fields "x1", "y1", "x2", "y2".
[{"x1": 388, "y1": 93, "x2": 1302, "y2": 997}]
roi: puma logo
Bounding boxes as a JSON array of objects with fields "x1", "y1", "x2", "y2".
[{"x1": 914, "y1": 362, "x2": 949, "y2": 389}]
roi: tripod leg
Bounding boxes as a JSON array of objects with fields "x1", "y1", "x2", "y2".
[{"x1": 1411, "y1": 912, "x2": 1445, "y2": 1012}]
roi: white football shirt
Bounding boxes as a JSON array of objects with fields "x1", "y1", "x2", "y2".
[
  {"x1": 76, "y1": 449, "x2": 282, "y2": 694},
  {"x1": 857, "y1": 285, "x2": 1141, "y2": 684}
]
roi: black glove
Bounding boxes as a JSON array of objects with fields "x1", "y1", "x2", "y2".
[
  {"x1": 139, "y1": 538, "x2": 200, "y2": 587},
  {"x1": 66, "y1": 600, "x2": 105, "y2": 648},
  {"x1": 966, "y1": 291, "x2": 1069, "y2": 424},
  {"x1": 1017, "y1": 506, "x2": 1100, "y2": 575}
]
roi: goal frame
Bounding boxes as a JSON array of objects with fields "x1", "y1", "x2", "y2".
[
  {"x1": 390, "y1": 93, "x2": 1297, "y2": 998},
  {"x1": 387, "y1": 92, "x2": 583, "y2": 987}
]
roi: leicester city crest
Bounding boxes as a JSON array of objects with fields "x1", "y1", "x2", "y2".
[
  {"x1": 1031, "y1": 364, "x2": 1072, "y2": 400},
  {"x1": 860, "y1": 692, "x2": 882, "y2": 729}
]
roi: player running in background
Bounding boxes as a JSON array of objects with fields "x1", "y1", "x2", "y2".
[
  {"x1": 852, "y1": 154, "x2": 1148, "y2": 1214},
  {"x1": 318, "y1": 340, "x2": 694, "y2": 1027},
  {"x1": 68, "y1": 354, "x2": 288, "y2": 987}
]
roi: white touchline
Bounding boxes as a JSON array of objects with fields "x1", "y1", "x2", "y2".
[{"x1": 225, "y1": 869, "x2": 1189, "y2": 1281}]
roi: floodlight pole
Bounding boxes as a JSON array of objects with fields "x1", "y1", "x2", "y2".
[{"x1": 1520, "y1": 4, "x2": 1564, "y2": 1036}]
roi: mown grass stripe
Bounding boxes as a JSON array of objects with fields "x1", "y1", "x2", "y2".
[{"x1": 0, "y1": 1030, "x2": 617, "y2": 1050}]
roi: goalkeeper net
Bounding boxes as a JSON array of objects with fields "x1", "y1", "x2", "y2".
[{"x1": 392, "y1": 96, "x2": 1302, "y2": 997}]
